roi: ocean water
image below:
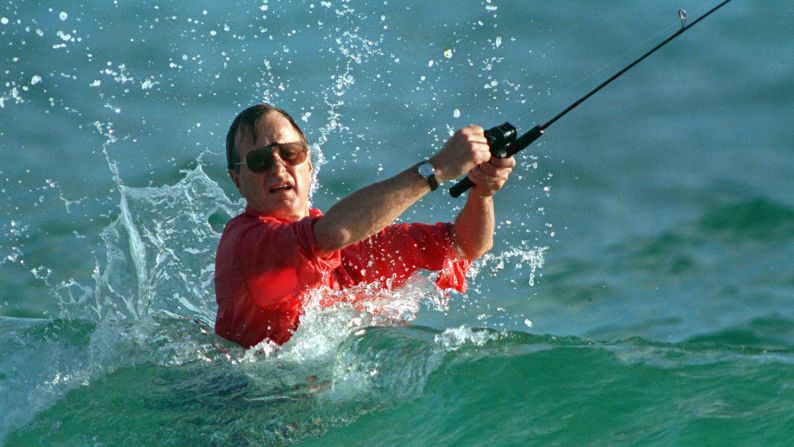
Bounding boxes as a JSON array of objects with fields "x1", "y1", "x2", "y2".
[{"x1": 1, "y1": 0, "x2": 793, "y2": 445}]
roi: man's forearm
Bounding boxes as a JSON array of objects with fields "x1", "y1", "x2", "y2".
[
  {"x1": 453, "y1": 193, "x2": 495, "y2": 260},
  {"x1": 314, "y1": 167, "x2": 430, "y2": 254},
  {"x1": 313, "y1": 126, "x2": 494, "y2": 255}
]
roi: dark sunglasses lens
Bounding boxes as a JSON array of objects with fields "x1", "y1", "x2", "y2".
[
  {"x1": 245, "y1": 149, "x2": 273, "y2": 173},
  {"x1": 278, "y1": 143, "x2": 308, "y2": 165}
]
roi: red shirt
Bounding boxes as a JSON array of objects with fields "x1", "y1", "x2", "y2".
[{"x1": 214, "y1": 207, "x2": 469, "y2": 348}]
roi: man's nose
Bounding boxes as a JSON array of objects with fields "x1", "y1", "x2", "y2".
[{"x1": 269, "y1": 150, "x2": 288, "y2": 173}]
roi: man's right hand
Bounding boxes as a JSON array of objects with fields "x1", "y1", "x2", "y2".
[{"x1": 430, "y1": 126, "x2": 491, "y2": 182}]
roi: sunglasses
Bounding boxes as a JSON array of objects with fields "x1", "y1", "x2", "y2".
[{"x1": 235, "y1": 142, "x2": 309, "y2": 173}]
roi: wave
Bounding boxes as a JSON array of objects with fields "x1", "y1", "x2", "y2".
[
  {"x1": 619, "y1": 196, "x2": 794, "y2": 272},
  {"x1": 6, "y1": 319, "x2": 794, "y2": 446},
  {"x1": 697, "y1": 197, "x2": 794, "y2": 241},
  {"x1": 529, "y1": 195, "x2": 794, "y2": 344}
]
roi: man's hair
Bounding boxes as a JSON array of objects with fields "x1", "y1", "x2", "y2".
[{"x1": 225, "y1": 104, "x2": 309, "y2": 171}]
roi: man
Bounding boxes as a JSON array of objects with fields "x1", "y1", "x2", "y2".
[{"x1": 215, "y1": 104, "x2": 515, "y2": 348}]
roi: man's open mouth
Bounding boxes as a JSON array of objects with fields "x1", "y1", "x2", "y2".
[{"x1": 269, "y1": 184, "x2": 293, "y2": 193}]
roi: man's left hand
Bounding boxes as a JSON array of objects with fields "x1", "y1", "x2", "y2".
[{"x1": 467, "y1": 157, "x2": 516, "y2": 198}]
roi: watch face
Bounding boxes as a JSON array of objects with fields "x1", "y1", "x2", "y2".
[{"x1": 418, "y1": 162, "x2": 435, "y2": 177}]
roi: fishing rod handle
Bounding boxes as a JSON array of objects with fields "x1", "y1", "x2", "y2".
[
  {"x1": 449, "y1": 122, "x2": 516, "y2": 198},
  {"x1": 448, "y1": 124, "x2": 544, "y2": 198},
  {"x1": 449, "y1": 177, "x2": 475, "y2": 198}
]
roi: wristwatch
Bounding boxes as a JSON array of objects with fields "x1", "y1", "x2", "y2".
[{"x1": 416, "y1": 160, "x2": 439, "y2": 191}]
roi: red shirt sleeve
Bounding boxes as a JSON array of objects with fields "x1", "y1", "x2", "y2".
[
  {"x1": 214, "y1": 208, "x2": 340, "y2": 348},
  {"x1": 339, "y1": 222, "x2": 470, "y2": 293}
]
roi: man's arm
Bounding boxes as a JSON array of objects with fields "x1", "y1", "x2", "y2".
[
  {"x1": 451, "y1": 157, "x2": 515, "y2": 260},
  {"x1": 314, "y1": 126, "x2": 492, "y2": 255}
]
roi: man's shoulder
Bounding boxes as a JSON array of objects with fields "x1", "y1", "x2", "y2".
[
  {"x1": 221, "y1": 210, "x2": 258, "y2": 233},
  {"x1": 228, "y1": 207, "x2": 324, "y2": 226},
  {"x1": 220, "y1": 207, "x2": 326, "y2": 247},
  {"x1": 219, "y1": 210, "x2": 272, "y2": 245}
]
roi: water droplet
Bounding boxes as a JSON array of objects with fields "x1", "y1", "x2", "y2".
[
  {"x1": 453, "y1": 108, "x2": 461, "y2": 118},
  {"x1": 443, "y1": 48, "x2": 453, "y2": 59},
  {"x1": 0, "y1": 17, "x2": 9, "y2": 25},
  {"x1": 59, "y1": 11, "x2": 68, "y2": 21}
]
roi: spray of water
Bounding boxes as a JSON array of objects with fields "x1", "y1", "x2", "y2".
[{"x1": 0, "y1": 1, "x2": 555, "y2": 443}]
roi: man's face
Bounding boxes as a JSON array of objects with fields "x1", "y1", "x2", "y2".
[{"x1": 229, "y1": 112, "x2": 313, "y2": 221}]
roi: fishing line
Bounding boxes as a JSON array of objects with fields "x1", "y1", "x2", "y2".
[
  {"x1": 511, "y1": 0, "x2": 718, "y2": 126},
  {"x1": 449, "y1": 0, "x2": 733, "y2": 198}
]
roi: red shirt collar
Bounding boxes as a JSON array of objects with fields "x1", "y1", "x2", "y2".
[{"x1": 243, "y1": 205, "x2": 324, "y2": 222}]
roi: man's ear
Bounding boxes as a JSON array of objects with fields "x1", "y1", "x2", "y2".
[{"x1": 228, "y1": 169, "x2": 243, "y2": 194}]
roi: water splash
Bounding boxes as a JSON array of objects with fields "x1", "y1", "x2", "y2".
[
  {"x1": 0, "y1": 1, "x2": 556, "y2": 443},
  {"x1": 434, "y1": 325, "x2": 501, "y2": 351},
  {"x1": 54, "y1": 123, "x2": 236, "y2": 326},
  {"x1": 470, "y1": 245, "x2": 547, "y2": 286}
]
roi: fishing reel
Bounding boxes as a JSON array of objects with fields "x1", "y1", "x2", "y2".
[
  {"x1": 485, "y1": 122, "x2": 518, "y2": 159},
  {"x1": 449, "y1": 121, "x2": 543, "y2": 197},
  {"x1": 448, "y1": 122, "x2": 518, "y2": 198}
]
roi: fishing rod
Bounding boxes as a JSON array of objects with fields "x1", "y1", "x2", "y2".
[{"x1": 449, "y1": 0, "x2": 733, "y2": 198}]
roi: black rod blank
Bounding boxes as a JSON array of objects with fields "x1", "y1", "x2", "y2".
[{"x1": 449, "y1": 0, "x2": 732, "y2": 198}]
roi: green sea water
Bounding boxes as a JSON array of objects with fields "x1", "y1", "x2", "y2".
[{"x1": 2, "y1": 1, "x2": 793, "y2": 445}]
